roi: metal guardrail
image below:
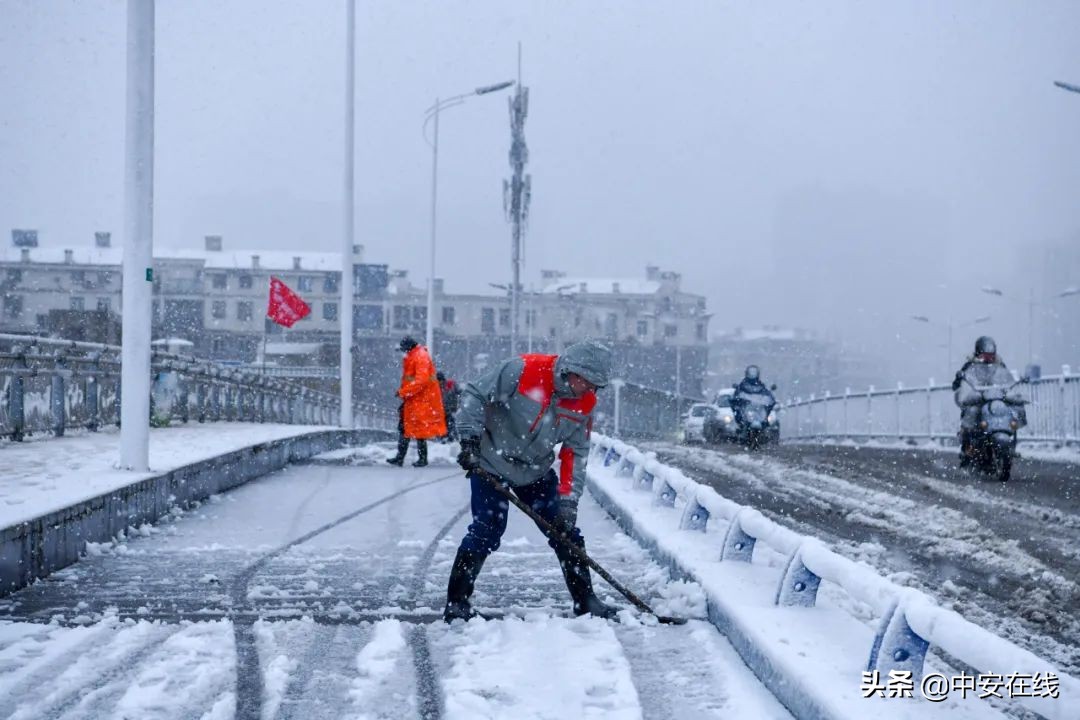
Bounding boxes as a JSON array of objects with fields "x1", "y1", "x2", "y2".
[
  {"x1": 0, "y1": 334, "x2": 396, "y2": 440},
  {"x1": 594, "y1": 380, "x2": 702, "y2": 439},
  {"x1": 780, "y1": 365, "x2": 1079, "y2": 445},
  {"x1": 590, "y1": 435, "x2": 1076, "y2": 720}
]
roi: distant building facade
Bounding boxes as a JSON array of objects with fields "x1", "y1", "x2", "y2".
[{"x1": 1, "y1": 230, "x2": 711, "y2": 405}]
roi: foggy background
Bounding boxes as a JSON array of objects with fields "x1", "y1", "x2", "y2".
[{"x1": 2, "y1": 0, "x2": 1078, "y2": 388}]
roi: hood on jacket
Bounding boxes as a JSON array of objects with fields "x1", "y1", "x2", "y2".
[{"x1": 555, "y1": 340, "x2": 613, "y2": 389}]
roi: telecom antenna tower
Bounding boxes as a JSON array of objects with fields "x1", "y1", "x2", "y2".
[{"x1": 504, "y1": 45, "x2": 531, "y2": 354}]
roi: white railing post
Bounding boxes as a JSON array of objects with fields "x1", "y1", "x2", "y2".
[
  {"x1": 843, "y1": 388, "x2": 850, "y2": 439},
  {"x1": 1061, "y1": 365, "x2": 1071, "y2": 441},
  {"x1": 823, "y1": 391, "x2": 830, "y2": 436},
  {"x1": 926, "y1": 378, "x2": 934, "y2": 440},
  {"x1": 896, "y1": 381, "x2": 903, "y2": 438},
  {"x1": 867, "y1": 385, "x2": 875, "y2": 437}
]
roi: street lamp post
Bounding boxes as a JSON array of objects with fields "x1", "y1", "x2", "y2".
[
  {"x1": 339, "y1": 0, "x2": 355, "y2": 428},
  {"x1": 423, "y1": 81, "x2": 515, "y2": 352},
  {"x1": 119, "y1": 0, "x2": 155, "y2": 471}
]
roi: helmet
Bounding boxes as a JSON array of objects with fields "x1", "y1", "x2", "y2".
[
  {"x1": 745, "y1": 365, "x2": 760, "y2": 381},
  {"x1": 974, "y1": 336, "x2": 996, "y2": 363},
  {"x1": 557, "y1": 340, "x2": 612, "y2": 389},
  {"x1": 399, "y1": 336, "x2": 418, "y2": 353}
]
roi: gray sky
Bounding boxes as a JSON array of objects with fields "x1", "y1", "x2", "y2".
[{"x1": 2, "y1": 1, "x2": 1079, "y2": 382}]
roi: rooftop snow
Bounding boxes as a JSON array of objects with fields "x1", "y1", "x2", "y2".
[{"x1": 539, "y1": 277, "x2": 662, "y2": 295}]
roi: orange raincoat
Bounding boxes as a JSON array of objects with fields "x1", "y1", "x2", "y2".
[{"x1": 397, "y1": 345, "x2": 447, "y2": 439}]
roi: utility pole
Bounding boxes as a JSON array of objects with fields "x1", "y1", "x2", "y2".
[
  {"x1": 505, "y1": 43, "x2": 531, "y2": 355},
  {"x1": 339, "y1": 0, "x2": 355, "y2": 427},
  {"x1": 119, "y1": 0, "x2": 155, "y2": 471}
]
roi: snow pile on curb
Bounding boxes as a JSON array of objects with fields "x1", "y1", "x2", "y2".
[{"x1": 586, "y1": 435, "x2": 1078, "y2": 720}]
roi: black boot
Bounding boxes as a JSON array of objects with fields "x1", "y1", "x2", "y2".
[
  {"x1": 387, "y1": 436, "x2": 409, "y2": 466},
  {"x1": 412, "y1": 439, "x2": 428, "y2": 467},
  {"x1": 443, "y1": 547, "x2": 488, "y2": 622},
  {"x1": 558, "y1": 544, "x2": 616, "y2": 619}
]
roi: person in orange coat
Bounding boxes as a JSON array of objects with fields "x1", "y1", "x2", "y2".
[{"x1": 387, "y1": 336, "x2": 447, "y2": 467}]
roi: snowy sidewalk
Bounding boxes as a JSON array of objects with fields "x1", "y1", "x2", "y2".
[{"x1": 0, "y1": 423, "x2": 335, "y2": 529}]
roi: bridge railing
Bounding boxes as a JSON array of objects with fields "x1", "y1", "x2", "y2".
[
  {"x1": 0, "y1": 334, "x2": 396, "y2": 440},
  {"x1": 593, "y1": 379, "x2": 703, "y2": 439},
  {"x1": 589, "y1": 434, "x2": 1077, "y2": 719},
  {"x1": 780, "y1": 365, "x2": 1079, "y2": 444}
]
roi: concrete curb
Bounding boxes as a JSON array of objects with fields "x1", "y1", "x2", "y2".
[{"x1": 0, "y1": 428, "x2": 393, "y2": 596}]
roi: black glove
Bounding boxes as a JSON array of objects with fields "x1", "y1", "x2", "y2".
[
  {"x1": 456, "y1": 437, "x2": 482, "y2": 472},
  {"x1": 951, "y1": 372, "x2": 963, "y2": 391}
]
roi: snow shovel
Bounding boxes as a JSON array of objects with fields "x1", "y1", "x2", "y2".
[{"x1": 475, "y1": 469, "x2": 688, "y2": 625}]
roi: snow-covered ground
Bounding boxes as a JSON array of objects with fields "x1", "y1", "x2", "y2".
[
  {"x1": 785, "y1": 435, "x2": 1080, "y2": 465},
  {"x1": 4, "y1": 436, "x2": 1074, "y2": 718},
  {"x1": 647, "y1": 441, "x2": 1080, "y2": 675},
  {"x1": 0, "y1": 442, "x2": 791, "y2": 719},
  {"x1": 0, "y1": 423, "x2": 335, "y2": 528}
]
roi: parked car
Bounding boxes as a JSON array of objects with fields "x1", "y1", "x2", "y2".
[
  {"x1": 703, "y1": 390, "x2": 738, "y2": 443},
  {"x1": 681, "y1": 403, "x2": 718, "y2": 443}
]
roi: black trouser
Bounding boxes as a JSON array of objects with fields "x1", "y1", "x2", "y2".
[{"x1": 391, "y1": 405, "x2": 427, "y2": 462}]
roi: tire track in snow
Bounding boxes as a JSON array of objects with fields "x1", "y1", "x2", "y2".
[
  {"x1": 404, "y1": 503, "x2": 471, "y2": 720},
  {"x1": 229, "y1": 471, "x2": 459, "y2": 720}
]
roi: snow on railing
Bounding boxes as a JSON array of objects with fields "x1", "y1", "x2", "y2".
[
  {"x1": 588, "y1": 434, "x2": 1078, "y2": 720},
  {"x1": 0, "y1": 333, "x2": 396, "y2": 440},
  {"x1": 781, "y1": 366, "x2": 1079, "y2": 445}
]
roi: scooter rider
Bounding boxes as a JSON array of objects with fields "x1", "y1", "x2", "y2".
[
  {"x1": 731, "y1": 365, "x2": 775, "y2": 425},
  {"x1": 444, "y1": 340, "x2": 616, "y2": 622},
  {"x1": 951, "y1": 336, "x2": 1025, "y2": 467}
]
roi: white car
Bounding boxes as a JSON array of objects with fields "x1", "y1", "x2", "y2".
[{"x1": 682, "y1": 403, "x2": 718, "y2": 443}]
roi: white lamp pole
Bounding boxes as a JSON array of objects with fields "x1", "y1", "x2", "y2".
[
  {"x1": 339, "y1": 0, "x2": 355, "y2": 427},
  {"x1": 119, "y1": 0, "x2": 155, "y2": 471},
  {"x1": 423, "y1": 80, "x2": 514, "y2": 352}
]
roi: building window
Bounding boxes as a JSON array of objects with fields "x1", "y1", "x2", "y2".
[
  {"x1": 499, "y1": 308, "x2": 510, "y2": 328},
  {"x1": 661, "y1": 297, "x2": 673, "y2": 313},
  {"x1": 3, "y1": 295, "x2": 23, "y2": 318},
  {"x1": 356, "y1": 304, "x2": 383, "y2": 330},
  {"x1": 526, "y1": 309, "x2": 537, "y2": 328},
  {"x1": 98, "y1": 271, "x2": 111, "y2": 286},
  {"x1": 324, "y1": 275, "x2": 339, "y2": 293},
  {"x1": 637, "y1": 320, "x2": 648, "y2": 338},
  {"x1": 212, "y1": 337, "x2": 225, "y2": 353},
  {"x1": 70, "y1": 296, "x2": 85, "y2": 311},
  {"x1": 212, "y1": 300, "x2": 226, "y2": 319},
  {"x1": 97, "y1": 297, "x2": 111, "y2": 312},
  {"x1": 297, "y1": 276, "x2": 314, "y2": 292},
  {"x1": 239, "y1": 275, "x2": 253, "y2": 289},
  {"x1": 70, "y1": 270, "x2": 86, "y2": 284},
  {"x1": 323, "y1": 302, "x2": 338, "y2": 321},
  {"x1": 393, "y1": 305, "x2": 410, "y2": 329},
  {"x1": 696, "y1": 323, "x2": 706, "y2": 341},
  {"x1": 237, "y1": 301, "x2": 253, "y2": 321},
  {"x1": 664, "y1": 324, "x2": 677, "y2": 338},
  {"x1": 211, "y1": 274, "x2": 227, "y2": 290},
  {"x1": 6, "y1": 269, "x2": 22, "y2": 283},
  {"x1": 481, "y1": 308, "x2": 495, "y2": 334},
  {"x1": 604, "y1": 313, "x2": 618, "y2": 338},
  {"x1": 442, "y1": 306, "x2": 456, "y2": 326},
  {"x1": 413, "y1": 306, "x2": 427, "y2": 326}
]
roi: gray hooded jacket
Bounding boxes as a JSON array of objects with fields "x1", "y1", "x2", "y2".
[{"x1": 455, "y1": 341, "x2": 612, "y2": 505}]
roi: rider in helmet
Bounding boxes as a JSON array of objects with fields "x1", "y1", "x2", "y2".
[
  {"x1": 731, "y1": 365, "x2": 775, "y2": 425},
  {"x1": 951, "y1": 336, "x2": 1023, "y2": 467}
]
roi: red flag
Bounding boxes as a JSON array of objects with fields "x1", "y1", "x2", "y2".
[{"x1": 267, "y1": 276, "x2": 311, "y2": 328}]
